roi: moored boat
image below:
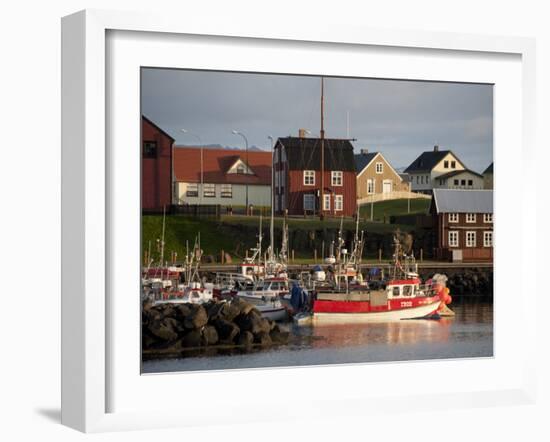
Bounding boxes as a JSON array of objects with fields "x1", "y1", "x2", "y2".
[{"x1": 312, "y1": 232, "x2": 450, "y2": 322}]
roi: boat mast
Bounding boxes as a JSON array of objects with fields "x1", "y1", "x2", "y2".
[{"x1": 320, "y1": 77, "x2": 325, "y2": 220}]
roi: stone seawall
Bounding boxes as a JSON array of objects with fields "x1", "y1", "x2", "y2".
[{"x1": 142, "y1": 298, "x2": 290, "y2": 360}]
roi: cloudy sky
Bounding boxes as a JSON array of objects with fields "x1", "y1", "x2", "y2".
[{"x1": 141, "y1": 68, "x2": 493, "y2": 172}]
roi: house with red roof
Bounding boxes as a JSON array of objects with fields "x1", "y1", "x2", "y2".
[{"x1": 173, "y1": 147, "x2": 272, "y2": 208}]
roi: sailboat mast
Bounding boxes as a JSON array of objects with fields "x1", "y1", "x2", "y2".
[{"x1": 320, "y1": 77, "x2": 325, "y2": 220}]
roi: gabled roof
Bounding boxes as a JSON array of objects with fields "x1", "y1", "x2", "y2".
[
  {"x1": 432, "y1": 189, "x2": 493, "y2": 214},
  {"x1": 483, "y1": 163, "x2": 493, "y2": 174},
  {"x1": 436, "y1": 169, "x2": 484, "y2": 180},
  {"x1": 174, "y1": 147, "x2": 272, "y2": 185},
  {"x1": 141, "y1": 115, "x2": 175, "y2": 141},
  {"x1": 354, "y1": 152, "x2": 378, "y2": 173},
  {"x1": 404, "y1": 149, "x2": 463, "y2": 173},
  {"x1": 276, "y1": 137, "x2": 355, "y2": 171}
]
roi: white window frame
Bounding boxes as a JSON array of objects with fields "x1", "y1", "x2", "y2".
[
  {"x1": 484, "y1": 231, "x2": 493, "y2": 247},
  {"x1": 367, "y1": 179, "x2": 375, "y2": 194},
  {"x1": 186, "y1": 183, "x2": 199, "y2": 197},
  {"x1": 331, "y1": 171, "x2": 343, "y2": 186},
  {"x1": 220, "y1": 184, "x2": 232, "y2": 198},
  {"x1": 203, "y1": 183, "x2": 216, "y2": 198},
  {"x1": 466, "y1": 231, "x2": 476, "y2": 247},
  {"x1": 448, "y1": 213, "x2": 459, "y2": 223},
  {"x1": 303, "y1": 194, "x2": 315, "y2": 211},
  {"x1": 303, "y1": 170, "x2": 315, "y2": 186},
  {"x1": 466, "y1": 213, "x2": 476, "y2": 223},
  {"x1": 334, "y1": 195, "x2": 343, "y2": 211},
  {"x1": 484, "y1": 213, "x2": 493, "y2": 223},
  {"x1": 448, "y1": 230, "x2": 459, "y2": 247},
  {"x1": 323, "y1": 194, "x2": 331, "y2": 211},
  {"x1": 375, "y1": 162, "x2": 383, "y2": 174}
]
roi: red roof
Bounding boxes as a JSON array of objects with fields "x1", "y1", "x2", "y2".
[{"x1": 174, "y1": 147, "x2": 272, "y2": 185}]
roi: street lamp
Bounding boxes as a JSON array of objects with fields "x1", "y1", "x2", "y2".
[
  {"x1": 231, "y1": 130, "x2": 249, "y2": 212},
  {"x1": 181, "y1": 129, "x2": 203, "y2": 204}
]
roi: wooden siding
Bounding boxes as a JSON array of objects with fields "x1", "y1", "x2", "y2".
[
  {"x1": 285, "y1": 169, "x2": 357, "y2": 217},
  {"x1": 142, "y1": 117, "x2": 173, "y2": 212},
  {"x1": 434, "y1": 212, "x2": 493, "y2": 261},
  {"x1": 356, "y1": 153, "x2": 408, "y2": 199}
]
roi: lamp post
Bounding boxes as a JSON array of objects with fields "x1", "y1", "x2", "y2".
[
  {"x1": 181, "y1": 129, "x2": 203, "y2": 204},
  {"x1": 231, "y1": 130, "x2": 249, "y2": 213},
  {"x1": 268, "y1": 135, "x2": 275, "y2": 262}
]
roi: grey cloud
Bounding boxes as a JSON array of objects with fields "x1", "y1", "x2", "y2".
[{"x1": 141, "y1": 68, "x2": 493, "y2": 172}]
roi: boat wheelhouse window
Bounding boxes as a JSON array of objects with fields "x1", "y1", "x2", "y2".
[
  {"x1": 403, "y1": 285, "x2": 413, "y2": 296},
  {"x1": 392, "y1": 286, "x2": 400, "y2": 297}
]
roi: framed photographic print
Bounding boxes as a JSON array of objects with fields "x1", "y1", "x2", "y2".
[{"x1": 61, "y1": 9, "x2": 537, "y2": 433}]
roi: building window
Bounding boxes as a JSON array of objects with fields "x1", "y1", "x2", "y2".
[
  {"x1": 467, "y1": 179, "x2": 473, "y2": 186},
  {"x1": 448, "y1": 213, "x2": 459, "y2": 223},
  {"x1": 323, "y1": 194, "x2": 331, "y2": 211},
  {"x1": 466, "y1": 231, "x2": 476, "y2": 247},
  {"x1": 203, "y1": 183, "x2": 216, "y2": 198},
  {"x1": 454, "y1": 179, "x2": 459, "y2": 186},
  {"x1": 420, "y1": 176, "x2": 424, "y2": 184},
  {"x1": 416, "y1": 176, "x2": 420, "y2": 184},
  {"x1": 375, "y1": 162, "x2": 383, "y2": 174},
  {"x1": 484, "y1": 231, "x2": 493, "y2": 247},
  {"x1": 236, "y1": 165, "x2": 245, "y2": 174},
  {"x1": 220, "y1": 184, "x2": 232, "y2": 198},
  {"x1": 303, "y1": 194, "x2": 315, "y2": 211},
  {"x1": 367, "y1": 179, "x2": 375, "y2": 194},
  {"x1": 448, "y1": 231, "x2": 459, "y2": 247},
  {"x1": 444, "y1": 160, "x2": 449, "y2": 168},
  {"x1": 143, "y1": 141, "x2": 157, "y2": 158},
  {"x1": 451, "y1": 161, "x2": 456, "y2": 168},
  {"x1": 466, "y1": 213, "x2": 476, "y2": 223},
  {"x1": 484, "y1": 213, "x2": 493, "y2": 223},
  {"x1": 426, "y1": 175, "x2": 430, "y2": 183},
  {"x1": 335, "y1": 195, "x2": 343, "y2": 211},
  {"x1": 461, "y1": 179, "x2": 466, "y2": 186},
  {"x1": 331, "y1": 171, "x2": 343, "y2": 186},
  {"x1": 304, "y1": 170, "x2": 315, "y2": 186},
  {"x1": 186, "y1": 183, "x2": 198, "y2": 197}
]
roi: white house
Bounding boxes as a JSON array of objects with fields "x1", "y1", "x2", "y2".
[
  {"x1": 173, "y1": 147, "x2": 272, "y2": 207},
  {"x1": 404, "y1": 145, "x2": 470, "y2": 193}
]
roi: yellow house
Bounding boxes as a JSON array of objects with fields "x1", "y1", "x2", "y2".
[{"x1": 355, "y1": 150, "x2": 410, "y2": 201}]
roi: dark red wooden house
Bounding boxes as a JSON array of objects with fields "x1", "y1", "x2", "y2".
[
  {"x1": 431, "y1": 189, "x2": 493, "y2": 262},
  {"x1": 141, "y1": 116, "x2": 174, "y2": 212},
  {"x1": 273, "y1": 135, "x2": 357, "y2": 217}
]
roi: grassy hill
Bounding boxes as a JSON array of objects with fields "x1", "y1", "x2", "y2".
[
  {"x1": 359, "y1": 198, "x2": 430, "y2": 222},
  {"x1": 142, "y1": 202, "x2": 425, "y2": 264}
]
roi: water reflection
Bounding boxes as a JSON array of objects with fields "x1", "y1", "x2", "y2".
[{"x1": 142, "y1": 302, "x2": 493, "y2": 373}]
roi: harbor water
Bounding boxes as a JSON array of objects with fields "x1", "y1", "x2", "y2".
[{"x1": 142, "y1": 300, "x2": 493, "y2": 374}]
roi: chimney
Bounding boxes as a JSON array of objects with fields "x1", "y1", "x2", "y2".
[
  {"x1": 298, "y1": 128, "x2": 307, "y2": 138},
  {"x1": 434, "y1": 144, "x2": 439, "y2": 152},
  {"x1": 360, "y1": 148, "x2": 369, "y2": 155}
]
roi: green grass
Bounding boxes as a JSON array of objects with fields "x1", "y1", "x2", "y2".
[
  {"x1": 359, "y1": 198, "x2": 430, "y2": 222},
  {"x1": 142, "y1": 211, "x2": 419, "y2": 264}
]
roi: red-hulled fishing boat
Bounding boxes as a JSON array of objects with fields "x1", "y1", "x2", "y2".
[{"x1": 312, "y1": 234, "x2": 451, "y2": 323}]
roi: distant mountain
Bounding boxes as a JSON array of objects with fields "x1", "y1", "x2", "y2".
[{"x1": 176, "y1": 144, "x2": 266, "y2": 152}]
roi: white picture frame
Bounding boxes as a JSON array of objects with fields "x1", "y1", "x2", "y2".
[{"x1": 61, "y1": 9, "x2": 537, "y2": 433}]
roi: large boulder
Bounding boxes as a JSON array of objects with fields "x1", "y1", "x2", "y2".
[
  {"x1": 214, "y1": 319, "x2": 240, "y2": 344},
  {"x1": 237, "y1": 331, "x2": 254, "y2": 347},
  {"x1": 184, "y1": 305, "x2": 208, "y2": 329},
  {"x1": 181, "y1": 330, "x2": 202, "y2": 348},
  {"x1": 254, "y1": 332, "x2": 272, "y2": 347},
  {"x1": 201, "y1": 325, "x2": 219, "y2": 346},
  {"x1": 148, "y1": 318, "x2": 178, "y2": 341},
  {"x1": 269, "y1": 329, "x2": 290, "y2": 345}
]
